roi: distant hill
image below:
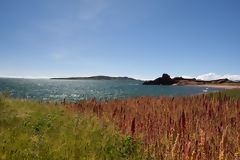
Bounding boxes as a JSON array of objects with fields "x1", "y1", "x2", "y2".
[
  {"x1": 51, "y1": 76, "x2": 139, "y2": 81},
  {"x1": 143, "y1": 73, "x2": 239, "y2": 86}
]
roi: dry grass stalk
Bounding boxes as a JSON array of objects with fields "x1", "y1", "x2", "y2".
[
  {"x1": 219, "y1": 125, "x2": 229, "y2": 160},
  {"x1": 59, "y1": 94, "x2": 240, "y2": 159}
]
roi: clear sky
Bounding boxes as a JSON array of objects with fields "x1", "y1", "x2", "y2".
[{"x1": 0, "y1": 0, "x2": 240, "y2": 80}]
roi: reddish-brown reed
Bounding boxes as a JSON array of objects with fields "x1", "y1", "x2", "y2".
[{"x1": 61, "y1": 95, "x2": 240, "y2": 159}]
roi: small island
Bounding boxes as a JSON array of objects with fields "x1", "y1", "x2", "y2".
[{"x1": 51, "y1": 76, "x2": 138, "y2": 81}]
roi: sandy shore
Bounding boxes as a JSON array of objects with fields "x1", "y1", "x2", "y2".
[{"x1": 194, "y1": 84, "x2": 240, "y2": 89}]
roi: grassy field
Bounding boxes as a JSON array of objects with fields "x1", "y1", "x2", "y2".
[
  {"x1": 0, "y1": 94, "x2": 144, "y2": 160},
  {"x1": 207, "y1": 88, "x2": 240, "y2": 100},
  {"x1": 1, "y1": 89, "x2": 240, "y2": 159}
]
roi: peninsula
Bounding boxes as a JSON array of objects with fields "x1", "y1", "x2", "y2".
[
  {"x1": 143, "y1": 73, "x2": 240, "y2": 88},
  {"x1": 51, "y1": 76, "x2": 138, "y2": 81}
]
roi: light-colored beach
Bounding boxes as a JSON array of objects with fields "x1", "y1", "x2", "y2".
[{"x1": 196, "y1": 84, "x2": 240, "y2": 89}]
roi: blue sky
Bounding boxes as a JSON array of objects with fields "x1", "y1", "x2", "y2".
[{"x1": 0, "y1": 0, "x2": 240, "y2": 80}]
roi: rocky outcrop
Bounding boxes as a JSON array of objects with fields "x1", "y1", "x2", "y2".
[
  {"x1": 143, "y1": 74, "x2": 175, "y2": 85},
  {"x1": 143, "y1": 74, "x2": 235, "y2": 86}
]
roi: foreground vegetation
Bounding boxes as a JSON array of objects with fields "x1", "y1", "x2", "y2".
[
  {"x1": 207, "y1": 88, "x2": 240, "y2": 100},
  {"x1": 1, "y1": 89, "x2": 240, "y2": 159},
  {"x1": 0, "y1": 95, "x2": 143, "y2": 160},
  {"x1": 66, "y1": 89, "x2": 240, "y2": 160}
]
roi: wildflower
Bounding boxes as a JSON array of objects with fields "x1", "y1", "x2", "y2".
[
  {"x1": 235, "y1": 152, "x2": 240, "y2": 160},
  {"x1": 133, "y1": 139, "x2": 137, "y2": 144}
]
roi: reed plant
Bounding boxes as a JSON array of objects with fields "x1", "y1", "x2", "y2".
[{"x1": 65, "y1": 89, "x2": 240, "y2": 159}]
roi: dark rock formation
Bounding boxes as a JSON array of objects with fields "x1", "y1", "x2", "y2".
[
  {"x1": 143, "y1": 74, "x2": 235, "y2": 86},
  {"x1": 143, "y1": 74, "x2": 175, "y2": 85},
  {"x1": 173, "y1": 77, "x2": 196, "y2": 82}
]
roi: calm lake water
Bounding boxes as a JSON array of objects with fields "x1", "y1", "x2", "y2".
[{"x1": 0, "y1": 78, "x2": 224, "y2": 102}]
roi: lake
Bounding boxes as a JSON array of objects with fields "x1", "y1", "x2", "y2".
[{"x1": 0, "y1": 78, "x2": 224, "y2": 102}]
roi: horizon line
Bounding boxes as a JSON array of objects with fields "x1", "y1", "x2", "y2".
[{"x1": 1, "y1": 73, "x2": 240, "y2": 81}]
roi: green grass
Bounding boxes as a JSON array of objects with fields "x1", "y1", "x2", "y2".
[
  {"x1": 206, "y1": 88, "x2": 240, "y2": 100},
  {"x1": 0, "y1": 95, "x2": 144, "y2": 160}
]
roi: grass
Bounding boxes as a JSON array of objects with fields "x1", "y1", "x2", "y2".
[
  {"x1": 206, "y1": 88, "x2": 240, "y2": 100},
  {"x1": 1, "y1": 89, "x2": 240, "y2": 159},
  {"x1": 0, "y1": 94, "x2": 144, "y2": 160}
]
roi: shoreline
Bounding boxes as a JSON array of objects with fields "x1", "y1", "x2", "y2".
[{"x1": 192, "y1": 84, "x2": 240, "y2": 89}]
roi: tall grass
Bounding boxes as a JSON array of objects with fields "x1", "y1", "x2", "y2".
[
  {"x1": 1, "y1": 89, "x2": 240, "y2": 159},
  {"x1": 65, "y1": 90, "x2": 240, "y2": 160}
]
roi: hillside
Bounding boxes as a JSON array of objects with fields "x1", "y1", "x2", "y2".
[
  {"x1": 143, "y1": 73, "x2": 240, "y2": 87},
  {"x1": 51, "y1": 76, "x2": 138, "y2": 81}
]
